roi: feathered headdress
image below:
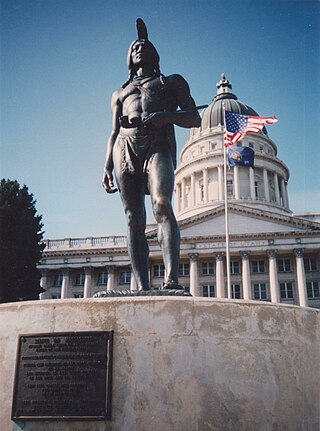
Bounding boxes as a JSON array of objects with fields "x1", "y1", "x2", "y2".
[
  {"x1": 136, "y1": 18, "x2": 148, "y2": 40},
  {"x1": 122, "y1": 18, "x2": 161, "y2": 88}
]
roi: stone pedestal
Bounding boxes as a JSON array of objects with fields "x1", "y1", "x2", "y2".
[{"x1": 1, "y1": 298, "x2": 319, "y2": 431}]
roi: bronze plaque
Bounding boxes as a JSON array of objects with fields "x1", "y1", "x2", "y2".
[{"x1": 12, "y1": 331, "x2": 113, "y2": 421}]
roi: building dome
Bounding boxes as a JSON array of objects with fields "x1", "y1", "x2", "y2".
[
  {"x1": 190, "y1": 74, "x2": 267, "y2": 139},
  {"x1": 174, "y1": 75, "x2": 290, "y2": 220}
]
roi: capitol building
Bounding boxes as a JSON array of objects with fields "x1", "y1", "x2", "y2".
[{"x1": 38, "y1": 75, "x2": 320, "y2": 309}]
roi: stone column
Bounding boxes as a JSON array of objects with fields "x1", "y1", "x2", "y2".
[
  {"x1": 189, "y1": 253, "x2": 199, "y2": 297},
  {"x1": 83, "y1": 267, "x2": 92, "y2": 298},
  {"x1": 240, "y1": 251, "x2": 252, "y2": 300},
  {"x1": 61, "y1": 268, "x2": 70, "y2": 299},
  {"x1": 107, "y1": 266, "x2": 115, "y2": 292},
  {"x1": 263, "y1": 168, "x2": 270, "y2": 202},
  {"x1": 218, "y1": 165, "x2": 224, "y2": 200},
  {"x1": 176, "y1": 183, "x2": 181, "y2": 212},
  {"x1": 285, "y1": 182, "x2": 290, "y2": 209},
  {"x1": 234, "y1": 166, "x2": 240, "y2": 200},
  {"x1": 267, "y1": 250, "x2": 280, "y2": 303},
  {"x1": 148, "y1": 264, "x2": 153, "y2": 287},
  {"x1": 173, "y1": 185, "x2": 178, "y2": 213},
  {"x1": 40, "y1": 269, "x2": 48, "y2": 300},
  {"x1": 274, "y1": 172, "x2": 280, "y2": 205},
  {"x1": 181, "y1": 178, "x2": 186, "y2": 210},
  {"x1": 203, "y1": 168, "x2": 208, "y2": 203},
  {"x1": 191, "y1": 173, "x2": 195, "y2": 207},
  {"x1": 249, "y1": 167, "x2": 255, "y2": 200},
  {"x1": 215, "y1": 253, "x2": 225, "y2": 298},
  {"x1": 294, "y1": 249, "x2": 308, "y2": 307},
  {"x1": 280, "y1": 178, "x2": 289, "y2": 209}
]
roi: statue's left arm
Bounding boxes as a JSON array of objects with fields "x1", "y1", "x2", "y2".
[{"x1": 142, "y1": 74, "x2": 201, "y2": 129}]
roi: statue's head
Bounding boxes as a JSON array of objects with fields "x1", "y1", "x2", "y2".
[
  {"x1": 123, "y1": 19, "x2": 160, "y2": 87},
  {"x1": 127, "y1": 38, "x2": 160, "y2": 74}
]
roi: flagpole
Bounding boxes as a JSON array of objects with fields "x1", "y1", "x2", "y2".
[
  {"x1": 221, "y1": 108, "x2": 277, "y2": 300},
  {"x1": 223, "y1": 104, "x2": 232, "y2": 299}
]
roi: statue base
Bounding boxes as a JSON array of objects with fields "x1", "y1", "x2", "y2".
[
  {"x1": 1, "y1": 298, "x2": 318, "y2": 430},
  {"x1": 93, "y1": 288, "x2": 191, "y2": 297}
]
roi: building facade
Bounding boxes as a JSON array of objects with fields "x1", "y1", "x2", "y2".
[{"x1": 39, "y1": 75, "x2": 320, "y2": 308}]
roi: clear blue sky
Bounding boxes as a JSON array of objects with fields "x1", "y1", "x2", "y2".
[{"x1": 1, "y1": 0, "x2": 319, "y2": 239}]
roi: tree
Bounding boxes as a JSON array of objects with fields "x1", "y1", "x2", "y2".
[{"x1": 0, "y1": 179, "x2": 45, "y2": 302}]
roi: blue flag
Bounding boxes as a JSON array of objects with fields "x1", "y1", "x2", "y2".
[{"x1": 228, "y1": 147, "x2": 255, "y2": 168}]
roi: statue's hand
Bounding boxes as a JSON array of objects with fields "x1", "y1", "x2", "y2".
[
  {"x1": 102, "y1": 171, "x2": 118, "y2": 194},
  {"x1": 142, "y1": 112, "x2": 167, "y2": 128}
]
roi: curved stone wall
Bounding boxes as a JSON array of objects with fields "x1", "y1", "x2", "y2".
[{"x1": 1, "y1": 298, "x2": 319, "y2": 431}]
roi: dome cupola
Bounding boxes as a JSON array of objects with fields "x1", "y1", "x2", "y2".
[
  {"x1": 215, "y1": 73, "x2": 236, "y2": 98},
  {"x1": 194, "y1": 74, "x2": 267, "y2": 135}
]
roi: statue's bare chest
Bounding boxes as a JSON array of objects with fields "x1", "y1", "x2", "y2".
[{"x1": 120, "y1": 78, "x2": 170, "y2": 116}]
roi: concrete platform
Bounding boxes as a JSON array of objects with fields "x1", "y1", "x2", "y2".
[{"x1": 1, "y1": 297, "x2": 319, "y2": 431}]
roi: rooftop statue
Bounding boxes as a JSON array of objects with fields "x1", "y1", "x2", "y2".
[{"x1": 102, "y1": 18, "x2": 201, "y2": 291}]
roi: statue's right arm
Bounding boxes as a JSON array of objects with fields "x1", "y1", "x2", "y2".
[{"x1": 102, "y1": 91, "x2": 122, "y2": 194}]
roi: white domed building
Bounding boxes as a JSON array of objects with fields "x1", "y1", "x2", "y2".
[{"x1": 39, "y1": 75, "x2": 320, "y2": 308}]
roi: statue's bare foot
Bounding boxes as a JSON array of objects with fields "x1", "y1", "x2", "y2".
[
  {"x1": 139, "y1": 286, "x2": 151, "y2": 291},
  {"x1": 162, "y1": 281, "x2": 184, "y2": 290}
]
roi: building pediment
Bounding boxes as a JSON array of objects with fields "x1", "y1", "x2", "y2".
[{"x1": 161, "y1": 204, "x2": 320, "y2": 239}]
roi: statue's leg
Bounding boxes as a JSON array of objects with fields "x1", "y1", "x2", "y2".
[
  {"x1": 148, "y1": 152, "x2": 180, "y2": 286},
  {"x1": 114, "y1": 171, "x2": 150, "y2": 291}
]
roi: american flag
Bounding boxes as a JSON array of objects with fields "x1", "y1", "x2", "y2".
[{"x1": 224, "y1": 110, "x2": 278, "y2": 147}]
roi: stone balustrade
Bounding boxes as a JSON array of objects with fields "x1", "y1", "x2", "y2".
[{"x1": 43, "y1": 235, "x2": 127, "y2": 250}]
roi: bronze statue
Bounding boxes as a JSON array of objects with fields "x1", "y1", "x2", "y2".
[{"x1": 103, "y1": 19, "x2": 201, "y2": 291}]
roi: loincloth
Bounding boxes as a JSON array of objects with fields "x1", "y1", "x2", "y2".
[{"x1": 116, "y1": 131, "x2": 168, "y2": 178}]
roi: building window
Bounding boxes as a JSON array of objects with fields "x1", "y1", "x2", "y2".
[
  {"x1": 280, "y1": 282, "x2": 294, "y2": 299},
  {"x1": 269, "y1": 181, "x2": 276, "y2": 202},
  {"x1": 74, "y1": 273, "x2": 85, "y2": 286},
  {"x1": 254, "y1": 181, "x2": 259, "y2": 199},
  {"x1": 74, "y1": 293, "x2": 84, "y2": 298},
  {"x1": 119, "y1": 271, "x2": 131, "y2": 284},
  {"x1": 97, "y1": 272, "x2": 108, "y2": 285},
  {"x1": 53, "y1": 273, "x2": 63, "y2": 287},
  {"x1": 252, "y1": 260, "x2": 265, "y2": 273},
  {"x1": 202, "y1": 262, "x2": 214, "y2": 275},
  {"x1": 304, "y1": 257, "x2": 317, "y2": 272},
  {"x1": 230, "y1": 261, "x2": 240, "y2": 274},
  {"x1": 254, "y1": 283, "x2": 267, "y2": 300},
  {"x1": 179, "y1": 263, "x2": 190, "y2": 276},
  {"x1": 277, "y1": 259, "x2": 291, "y2": 272},
  {"x1": 227, "y1": 180, "x2": 233, "y2": 197},
  {"x1": 203, "y1": 285, "x2": 215, "y2": 297},
  {"x1": 200, "y1": 184, "x2": 204, "y2": 201},
  {"x1": 51, "y1": 295, "x2": 61, "y2": 299},
  {"x1": 231, "y1": 284, "x2": 241, "y2": 299},
  {"x1": 153, "y1": 264, "x2": 165, "y2": 277},
  {"x1": 307, "y1": 281, "x2": 320, "y2": 298}
]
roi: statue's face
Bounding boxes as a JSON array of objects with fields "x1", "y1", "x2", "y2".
[{"x1": 131, "y1": 40, "x2": 155, "y2": 67}]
